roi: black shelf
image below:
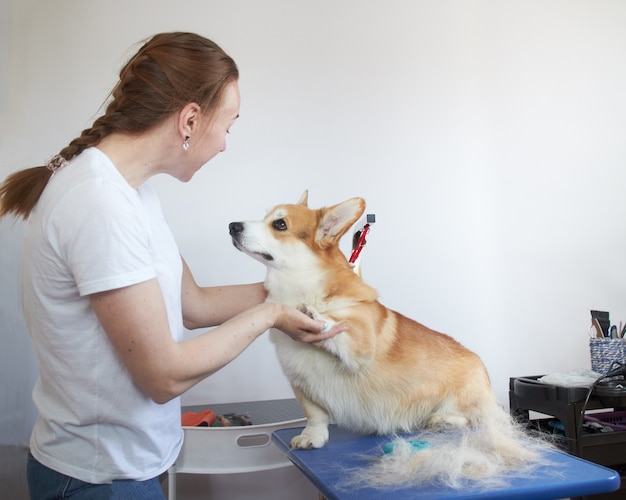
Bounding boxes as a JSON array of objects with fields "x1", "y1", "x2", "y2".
[{"x1": 510, "y1": 375, "x2": 626, "y2": 500}]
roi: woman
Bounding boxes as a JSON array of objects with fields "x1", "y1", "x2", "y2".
[{"x1": 0, "y1": 32, "x2": 343, "y2": 499}]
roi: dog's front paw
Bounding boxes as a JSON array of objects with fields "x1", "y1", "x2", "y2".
[
  {"x1": 289, "y1": 426, "x2": 329, "y2": 449},
  {"x1": 298, "y1": 304, "x2": 336, "y2": 334},
  {"x1": 297, "y1": 304, "x2": 317, "y2": 319}
]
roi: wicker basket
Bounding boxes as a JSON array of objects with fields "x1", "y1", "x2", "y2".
[{"x1": 590, "y1": 338, "x2": 626, "y2": 374}]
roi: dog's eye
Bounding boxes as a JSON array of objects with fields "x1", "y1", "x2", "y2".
[{"x1": 272, "y1": 219, "x2": 287, "y2": 231}]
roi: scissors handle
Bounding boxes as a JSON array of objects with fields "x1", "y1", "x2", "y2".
[{"x1": 349, "y1": 224, "x2": 370, "y2": 264}]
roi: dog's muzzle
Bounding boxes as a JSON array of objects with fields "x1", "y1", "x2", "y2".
[{"x1": 228, "y1": 222, "x2": 274, "y2": 261}]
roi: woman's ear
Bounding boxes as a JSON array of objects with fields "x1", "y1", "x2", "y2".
[{"x1": 178, "y1": 102, "x2": 202, "y2": 139}]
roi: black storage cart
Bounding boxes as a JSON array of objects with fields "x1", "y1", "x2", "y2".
[{"x1": 510, "y1": 375, "x2": 626, "y2": 499}]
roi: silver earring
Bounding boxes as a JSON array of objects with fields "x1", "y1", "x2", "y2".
[{"x1": 182, "y1": 135, "x2": 190, "y2": 151}]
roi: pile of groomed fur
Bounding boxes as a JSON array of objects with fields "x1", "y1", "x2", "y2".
[{"x1": 339, "y1": 412, "x2": 557, "y2": 492}]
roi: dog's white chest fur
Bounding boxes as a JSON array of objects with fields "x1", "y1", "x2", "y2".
[{"x1": 269, "y1": 323, "x2": 417, "y2": 435}]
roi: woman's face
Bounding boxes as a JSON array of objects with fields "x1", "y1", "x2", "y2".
[{"x1": 180, "y1": 81, "x2": 241, "y2": 180}]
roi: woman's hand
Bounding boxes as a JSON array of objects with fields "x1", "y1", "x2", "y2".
[{"x1": 270, "y1": 303, "x2": 346, "y2": 343}]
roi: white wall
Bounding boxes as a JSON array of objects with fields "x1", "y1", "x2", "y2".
[{"x1": 2, "y1": 0, "x2": 626, "y2": 455}]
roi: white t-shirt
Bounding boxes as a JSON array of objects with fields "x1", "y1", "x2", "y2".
[{"x1": 22, "y1": 147, "x2": 184, "y2": 483}]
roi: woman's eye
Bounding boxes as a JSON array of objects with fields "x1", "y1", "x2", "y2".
[{"x1": 272, "y1": 219, "x2": 287, "y2": 231}]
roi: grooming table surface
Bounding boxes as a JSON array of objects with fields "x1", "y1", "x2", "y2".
[{"x1": 273, "y1": 425, "x2": 621, "y2": 500}]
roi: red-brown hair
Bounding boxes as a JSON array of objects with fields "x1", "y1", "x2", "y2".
[{"x1": 0, "y1": 32, "x2": 238, "y2": 219}]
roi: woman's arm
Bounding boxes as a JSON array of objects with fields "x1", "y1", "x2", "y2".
[
  {"x1": 180, "y1": 258, "x2": 267, "y2": 329},
  {"x1": 90, "y1": 277, "x2": 343, "y2": 404}
]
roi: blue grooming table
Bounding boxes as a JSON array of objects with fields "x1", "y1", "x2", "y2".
[{"x1": 273, "y1": 425, "x2": 620, "y2": 499}]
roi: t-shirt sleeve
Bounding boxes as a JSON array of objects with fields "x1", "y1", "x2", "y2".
[{"x1": 49, "y1": 180, "x2": 157, "y2": 296}]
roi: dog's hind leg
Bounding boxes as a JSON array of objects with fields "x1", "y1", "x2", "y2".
[
  {"x1": 426, "y1": 399, "x2": 469, "y2": 431},
  {"x1": 427, "y1": 413, "x2": 469, "y2": 430},
  {"x1": 289, "y1": 386, "x2": 331, "y2": 449}
]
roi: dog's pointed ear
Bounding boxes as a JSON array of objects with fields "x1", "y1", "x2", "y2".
[
  {"x1": 316, "y1": 198, "x2": 365, "y2": 246},
  {"x1": 297, "y1": 190, "x2": 309, "y2": 206}
]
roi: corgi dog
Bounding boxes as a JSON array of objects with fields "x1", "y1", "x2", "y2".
[{"x1": 229, "y1": 192, "x2": 547, "y2": 489}]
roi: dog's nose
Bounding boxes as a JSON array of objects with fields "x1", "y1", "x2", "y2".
[{"x1": 229, "y1": 222, "x2": 244, "y2": 236}]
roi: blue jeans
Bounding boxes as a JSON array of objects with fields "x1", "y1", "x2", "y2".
[{"x1": 27, "y1": 452, "x2": 165, "y2": 499}]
